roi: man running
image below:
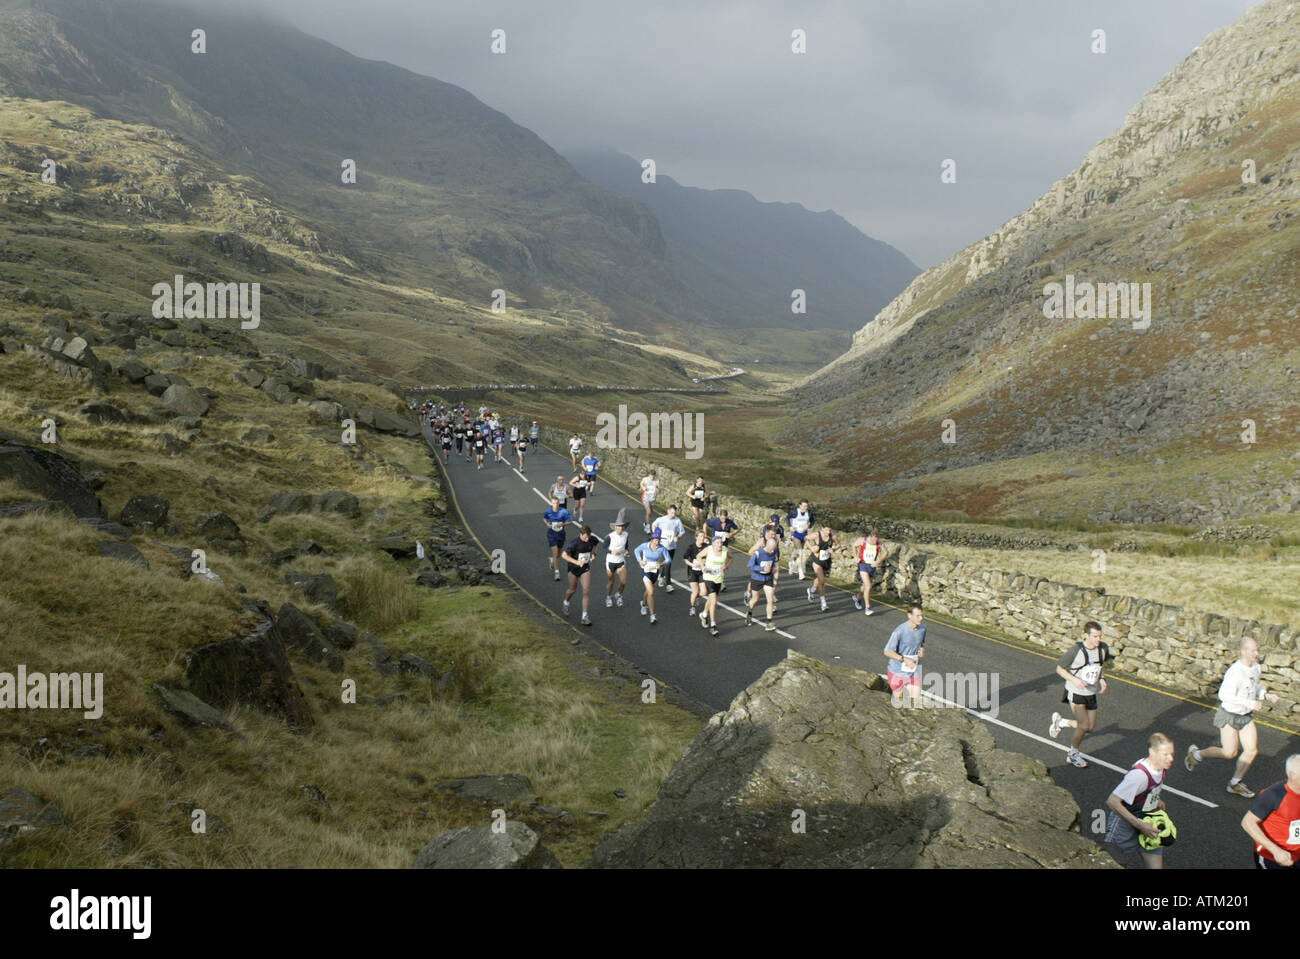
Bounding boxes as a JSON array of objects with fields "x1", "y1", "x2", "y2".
[
  {"x1": 568, "y1": 434, "x2": 582, "y2": 471},
  {"x1": 1104, "y1": 733, "x2": 1176, "y2": 870},
  {"x1": 550, "y1": 475, "x2": 569, "y2": 512},
  {"x1": 581, "y1": 450, "x2": 601, "y2": 497},
  {"x1": 786, "y1": 499, "x2": 814, "y2": 580},
  {"x1": 640, "y1": 469, "x2": 660, "y2": 534},
  {"x1": 885, "y1": 603, "x2": 927, "y2": 707},
  {"x1": 748, "y1": 515, "x2": 783, "y2": 605},
  {"x1": 852, "y1": 528, "x2": 888, "y2": 615},
  {"x1": 688, "y1": 476, "x2": 708, "y2": 529},
  {"x1": 561, "y1": 524, "x2": 600, "y2": 626},
  {"x1": 1049, "y1": 621, "x2": 1111, "y2": 769},
  {"x1": 529, "y1": 420, "x2": 540, "y2": 451},
  {"x1": 1241, "y1": 754, "x2": 1300, "y2": 869},
  {"x1": 542, "y1": 496, "x2": 573, "y2": 581},
  {"x1": 634, "y1": 533, "x2": 671, "y2": 625},
  {"x1": 682, "y1": 529, "x2": 709, "y2": 619},
  {"x1": 569, "y1": 471, "x2": 590, "y2": 523},
  {"x1": 697, "y1": 534, "x2": 729, "y2": 636},
  {"x1": 744, "y1": 533, "x2": 779, "y2": 631},
  {"x1": 806, "y1": 524, "x2": 839, "y2": 612},
  {"x1": 605, "y1": 509, "x2": 630, "y2": 608},
  {"x1": 651, "y1": 505, "x2": 685, "y2": 593},
  {"x1": 472, "y1": 428, "x2": 487, "y2": 469},
  {"x1": 453, "y1": 422, "x2": 465, "y2": 459},
  {"x1": 492, "y1": 425, "x2": 505, "y2": 463},
  {"x1": 706, "y1": 509, "x2": 739, "y2": 546},
  {"x1": 1185, "y1": 636, "x2": 1281, "y2": 797}
]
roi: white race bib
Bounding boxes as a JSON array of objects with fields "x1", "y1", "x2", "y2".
[
  {"x1": 550, "y1": 521, "x2": 564, "y2": 532},
  {"x1": 1288, "y1": 819, "x2": 1300, "y2": 845},
  {"x1": 1079, "y1": 664, "x2": 1102, "y2": 685}
]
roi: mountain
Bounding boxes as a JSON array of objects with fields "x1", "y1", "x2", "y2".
[
  {"x1": 788, "y1": 0, "x2": 1300, "y2": 527},
  {"x1": 566, "y1": 149, "x2": 919, "y2": 332},
  {"x1": 0, "y1": 0, "x2": 706, "y2": 335}
]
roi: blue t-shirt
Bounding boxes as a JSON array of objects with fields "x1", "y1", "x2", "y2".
[
  {"x1": 582, "y1": 454, "x2": 600, "y2": 475},
  {"x1": 634, "y1": 542, "x2": 671, "y2": 573},
  {"x1": 748, "y1": 547, "x2": 777, "y2": 580},
  {"x1": 707, "y1": 517, "x2": 738, "y2": 540},
  {"x1": 543, "y1": 508, "x2": 572, "y2": 533},
  {"x1": 885, "y1": 622, "x2": 926, "y2": 676}
]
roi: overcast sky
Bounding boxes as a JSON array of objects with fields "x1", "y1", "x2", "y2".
[{"x1": 196, "y1": 0, "x2": 1259, "y2": 268}]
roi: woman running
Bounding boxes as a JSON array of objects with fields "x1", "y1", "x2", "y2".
[
  {"x1": 688, "y1": 476, "x2": 708, "y2": 529},
  {"x1": 569, "y1": 471, "x2": 590, "y2": 523},
  {"x1": 634, "y1": 533, "x2": 672, "y2": 625},
  {"x1": 568, "y1": 434, "x2": 582, "y2": 471},
  {"x1": 605, "y1": 512, "x2": 630, "y2": 608},
  {"x1": 640, "y1": 469, "x2": 660, "y2": 533},
  {"x1": 514, "y1": 432, "x2": 527, "y2": 471},
  {"x1": 682, "y1": 529, "x2": 709, "y2": 619},
  {"x1": 697, "y1": 535, "x2": 730, "y2": 636},
  {"x1": 807, "y1": 524, "x2": 839, "y2": 612}
]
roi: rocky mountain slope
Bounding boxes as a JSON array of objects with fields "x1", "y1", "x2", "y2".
[
  {"x1": 789, "y1": 0, "x2": 1300, "y2": 526},
  {"x1": 567, "y1": 149, "x2": 918, "y2": 332},
  {"x1": 591, "y1": 652, "x2": 1115, "y2": 868}
]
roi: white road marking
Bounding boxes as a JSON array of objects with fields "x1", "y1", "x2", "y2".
[
  {"x1": 911, "y1": 684, "x2": 1219, "y2": 809},
  {"x1": 667, "y1": 578, "x2": 796, "y2": 639}
]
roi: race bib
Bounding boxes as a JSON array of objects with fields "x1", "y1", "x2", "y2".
[
  {"x1": 1079, "y1": 664, "x2": 1102, "y2": 685},
  {"x1": 1142, "y1": 786, "x2": 1163, "y2": 814},
  {"x1": 550, "y1": 521, "x2": 564, "y2": 532},
  {"x1": 818, "y1": 548, "x2": 831, "y2": 561},
  {"x1": 642, "y1": 561, "x2": 659, "y2": 573},
  {"x1": 760, "y1": 561, "x2": 772, "y2": 574},
  {"x1": 899, "y1": 656, "x2": 918, "y2": 675},
  {"x1": 1288, "y1": 819, "x2": 1300, "y2": 845}
]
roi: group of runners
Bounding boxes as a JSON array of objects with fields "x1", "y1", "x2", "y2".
[
  {"x1": 426, "y1": 415, "x2": 1300, "y2": 871},
  {"x1": 420, "y1": 403, "x2": 542, "y2": 471}
]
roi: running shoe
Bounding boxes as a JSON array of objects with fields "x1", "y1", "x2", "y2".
[
  {"x1": 864, "y1": 607, "x2": 874, "y2": 616},
  {"x1": 806, "y1": 587, "x2": 815, "y2": 603},
  {"x1": 764, "y1": 620, "x2": 776, "y2": 632},
  {"x1": 1067, "y1": 750, "x2": 1088, "y2": 768},
  {"x1": 562, "y1": 599, "x2": 570, "y2": 614},
  {"x1": 553, "y1": 570, "x2": 560, "y2": 581},
  {"x1": 605, "y1": 596, "x2": 613, "y2": 608},
  {"x1": 820, "y1": 599, "x2": 828, "y2": 612},
  {"x1": 649, "y1": 614, "x2": 656, "y2": 625},
  {"x1": 797, "y1": 567, "x2": 805, "y2": 581},
  {"x1": 1049, "y1": 712, "x2": 1063, "y2": 739},
  {"x1": 853, "y1": 596, "x2": 863, "y2": 611},
  {"x1": 1227, "y1": 781, "x2": 1255, "y2": 798},
  {"x1": 615, "y1": 594, "x2": 624, "y2": 608},
  {"x1": 709, "y1": 626, "x2": 719, "y2": 637},
  {"x1": 1184, "y1": 745, "x2": 1200, "y2": 772},
  {"x1": 640, "y1": 602, "x2": 647, "y2": 616},
  {"x1": 699, "y1": 609, "x2": 709, "y2": 627},
  {"x1": 581, "y1": 612, "x2": 591, "y2": 626},
  {"x1": 665, "y1": 583, "x2": 674, "y2": 593},
  {"x1": 744, "y1": 609, "x2": 752, "y2": 626}
]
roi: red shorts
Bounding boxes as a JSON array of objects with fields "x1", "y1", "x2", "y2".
[{"x1": 888, "y1": 671, "x2": 920, "y2": 691}]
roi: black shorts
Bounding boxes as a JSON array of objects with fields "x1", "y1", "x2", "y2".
[
  {"x1": 606, "y1": 561, "x2": 625, "y2": 572},
  {"x1": 572, "y1": 488, "x2": 587, "y2": 500},
  {"x1": 813, "y1": 558, "x2": 832, "y2": 571},
  {"x1": 750, "y1": 577, "x2": 774, "y2": 590},
  {"x1": 642, "y1": 571, "x2": 660, "y2": 585},
  {"x1": 705, "y1": 580, "x2": 723, "y2": 594},
  {"x1": 1062, "y1": 690, "x2": 1098, "y2": 710},
  {"x1": 568, "y1": 562, "x2": 592, "y2": 578},
  {"x1": 686, "y1": 569, "x2": 704, "y2": 583},
  {"x1": 441, "y1": 441, "x2": 451, "y2": 449}
]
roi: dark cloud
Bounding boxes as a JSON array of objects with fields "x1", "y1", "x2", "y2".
[{"x1": 176, "y1": 0, "x2": 1259, "y2": 267}]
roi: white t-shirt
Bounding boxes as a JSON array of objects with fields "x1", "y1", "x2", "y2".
[
  {"x1": 1112, "y1": 760, "x2": 1165, "y2": 814},
  {"x1": 569, "y1": 438, "x2": 582, "y2": 453},
  {"x1": 642, "y1": 476, "x2": 660, "y2": 501},
  {"x1": 1218, "y1": 661, "x2": 1263, "y2": 716},
  {"x1": 606, "y1": 530, "x2": 628, "y2": 565}
]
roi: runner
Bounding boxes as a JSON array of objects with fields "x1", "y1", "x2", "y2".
[
  {"x1": 786, "y1": 499, "x2": 814, "y2": 580},
  {"x1": 706, "y1": 509, "x2": 739, "y2": 546},
  {"x1": 640, "y1": 469, "x2": 660, "y2": 534},
  {"x1": 453, "y1": 421, "x2": 465, "y2": 458},
  {"x1": 605, "y1": 508, "x2": 630, "y2": 608},
  {"x1": 550, "y1": 475, "x2": 569, "y2": 512},
  {"x1": 1241, "y1": 754, "x2": 1300, "y2": 869},
  {"x1": 561, "y1": 524, "x2": 600, "y2": 626},
  {"x1": 1049, "y1": 621, "x2": 1111, "y2": 769},
  {"x1": 529, "y1": 420, "x2": 540, "y2": 451},
  {"x1": 634, "y1": 533, "x2": 671, "y2": 625},
  {"x1": 514, "y1": 431, "x2": 527, "y2": 471},
  {"x1": 651, "y1": 505, "x2": 685, "y2": 593},
  {"x1": 885, "y1": 603, "x2": 926, "y2": 707},
  {"x1": 472, "y1": 428, "x2": 487, "y2": 469},
  {"x1": 542, "y1": 496, "x2": 573, "y2": 581},
  {"x1": 697, "y1": 534, "x2": 730, "y2": 636},
  {"x1": 581, "y1": 450, "x2": 602, "y2": 497},
  {"x1": 492, "y1": 425, "x2": 505, "y2": 464},
  {"x1": 806, "y1": 524, "x2": 839, "y2": 612},
  {"x1": 569, "y1": 471, "x2": 591, "y2": 523},
  {"x1": 681, "y1": 529, "x2": 709, "y2": 618},
  {"x1": 568, "y1": 434, "x2": 582, "y2": 471},
  {"x1": 1104, "y1": 733, "x2": 1176, "y2": 870},
  {"x1": 688, "y1": 476, "x2": 708, "y2": 529},
  {"x1": 1184, "y1": 636, "x2": 1281, "y2": 797},
  {"x1": 439, "y1": 422, "x2": 452, "y2": 463},
  {"x1": 744, "y1": 533, "x2": 779, "y2": 631},
  {"x1": 747, "y1": 515, "x2": 783, "y2": 606},
  {"x1": 851, "y1": 528, "x2": 888, "y2": 615}
]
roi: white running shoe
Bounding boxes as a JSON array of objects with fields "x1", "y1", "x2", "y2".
[
  {"x1": 553, "y1": 569, "x2": 560, "y2": 581},
  {"x1": 853, "y1": 596, "x2": 863, "y2": 611},
  {"x1": 665, "y1": 583, "x2": 674, "y2": 593},
  {"x1": 581, "y1": 612, "x2": 591, "y2": 626},
  {"x1": 649, "y1": 614, "x2": 656, "y2": 625},
  {"x1": 820, "y1": 599, "x2": 828, "y2": 612},
  {"x1": 764, "y1": 619, "x2": 776, "y2": 632},
  {"x1": 699, "y1": 609, "x2": 709, "y2": 626},
  {"x1": 864, "y1": 607, "x2": 874, "y2": 616},
  {"x1": 640, "y1": 602, "x2": 647, "y2": 616},
  {"x1": 1067, "y1": 750, "x2": 1089, "y2": 769},
  {"x1": 1049, "y1": 712, "x2": 1063, "y2": 739},
  {"x1": 788, "y1": 559, "x2": 796, "y2": 575},
  {"x1": 1185, "y1": 745, "x2": 1200, "y2": 772},
  {"x1": 562, "y1": 599, "x2": 570, "y2": 614},
  {"x1": 806, "y1": 587, "x2": 814, "y2": 603},
  {"x1": 615, "y1": 594, "x2": 624, "y2": 608},
  {"x1": 605, "y1": 596, "x2": 613, "y2": 608},
  {"x1": 797, "y1": 567, "x2": 805, "y2": 581}
]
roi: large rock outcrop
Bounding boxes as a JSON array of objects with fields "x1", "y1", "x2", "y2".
[{"x1": 590, "y1": 652, "x2": 1117, "y2": 869}]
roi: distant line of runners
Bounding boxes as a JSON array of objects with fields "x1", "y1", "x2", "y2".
[{"x1": 424, "y1": 412, "x2": 1300, "y2": 871}]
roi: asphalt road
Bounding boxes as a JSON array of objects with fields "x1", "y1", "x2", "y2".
[{"x1": 423, "y1": 421, "x2": 1298, "y2": 869}]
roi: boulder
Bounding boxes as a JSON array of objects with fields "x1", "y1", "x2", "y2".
[
  {"x1": 412, "y1": 822, "x2": 561, "y2": 870},
  {"x1": 275, "y1": 603, "x2": 343, "y2": 672},
  {"x1": 314, "y1": 491, "x2": 360, "y2": 518},
  {"x1": 76, "y1": 401, "x2": 129, "y2": 424},
  {"x1": 143, "y1": 373, "x2": 171, "y2": 396},
  {"x1": 376, "y1": 535, "x2": 418, "y2": 559},
  {"x1": 357, "y1": 407, "x2": 419, "y2": 437},
  {"x1": 415, "y1": 569, "x2": 448, "y2": 589},
  {"x1": 0, "y1": 432, "x2": 105, "y2": 519},
  {"x1": 283, "y1": 571, "x2": 338, "y2": 609},
  {"x1": 120, "y1": 495, "x2": 169, "y2": 528},
  {"x1": 61, "y1": 336, "x2": 98, "y2": 366},
  {"x1": 98, "y1": 540, "x2": 149, "y2": 569},
  {"x1": 161, "y1": 384, "x2": 210, "y2": 417},
  {"x1": 196, "y1": 511, "x2": 241, "y2": 541},
  {"x1": 152, "y1": 684, "x2": 235, "y2": 732},
  {"x1": 260, "y1": 489, "x2": 313, "y2": 521},
  {"x1": 435, "y1": 774, "x2": 538, "y2": 807},
  {"x1": 397, "y1": 652, "x2": 435, "y2": 676},
  {"x1": 0, "y1": 787, "x2": 64, "y2": 847},
  {"x1": 116, "y1": 358, "x2": 152, "y2": 384},
  {"x1": 323, "y1": 621, "x2": 358, "y2": 651},
  {"x1": 184, "y1": 620, "x2": 315, "y2": 730},
  {"x1": 589, "y1": 651, "x2": 1118, "y2": 869}
]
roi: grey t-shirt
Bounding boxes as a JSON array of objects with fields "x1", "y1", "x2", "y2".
[{"x1": 1059, "y1": 642, "x2": 1109, "y2": 696}]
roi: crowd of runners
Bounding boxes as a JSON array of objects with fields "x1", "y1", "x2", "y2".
[{"x1": 418, "y1": 410, "x2": 1300, "y2": 872}]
